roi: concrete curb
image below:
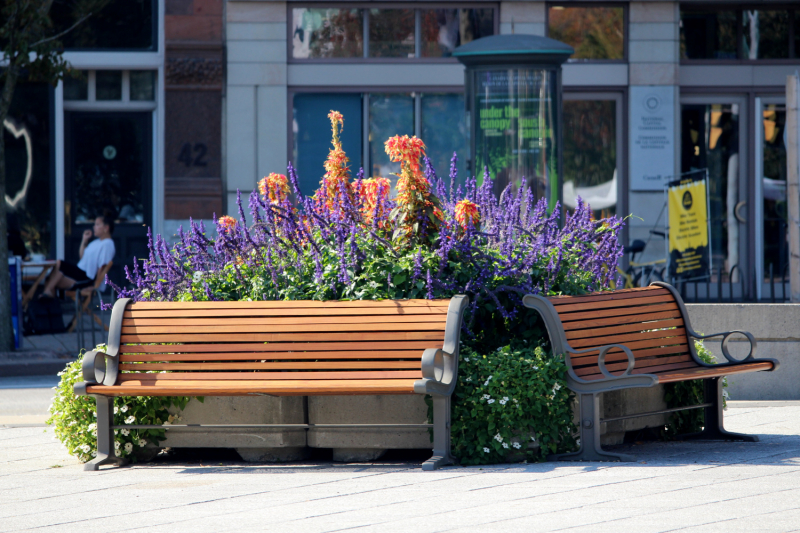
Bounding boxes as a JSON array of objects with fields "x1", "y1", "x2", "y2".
[{"x1": 0, "y1": 358, "x2": 75, "y2": 377}]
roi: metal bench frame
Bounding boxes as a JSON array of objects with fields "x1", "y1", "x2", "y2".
[
  {"x1": 75, "y1": 296, "x2": 468, "y2": 472},
  {"x1": 523, "y1": 282, "x2": 779, "y2": 462}
]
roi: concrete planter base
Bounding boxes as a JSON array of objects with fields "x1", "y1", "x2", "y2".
[{"x1": 599, "y1": 386, "x2": 668, "y2": 445}]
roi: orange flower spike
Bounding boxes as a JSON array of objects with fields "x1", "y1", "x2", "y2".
[
  {"x1": 258, "y1": 173, "x2": 290, "y2": 205},
  {"x1": 218, "y1": 215, "x2": 237, "y2": 231},
  {"x1": 455, "y1": 199, "x2": 480, "y2": 230}
]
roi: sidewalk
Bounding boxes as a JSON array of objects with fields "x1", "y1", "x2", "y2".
[{"x1": 2, "y1": 396, "x2": 799, "y2": 532}]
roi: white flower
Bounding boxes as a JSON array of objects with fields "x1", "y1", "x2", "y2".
[
  {"x1": 494, "y1": 433, "x2": 503, "y2": 442},
  {"x1": 92, "y1": 411, "x2": 96, "y2": 417},
  {"x1": 124, "y1": 443, "x2": 133, "y2": 453},
  {"x1": 499, "y1": 399, "x2": 507, "y2": 405},
  {"x1": 530, "y1": 435, "x2": 536, "y2": 441},
  {"x1": 502, "y1": 443, "x2": 509, "y2": 449},
  {"x1": 125, "y1": 416, "x2": 135, "y2": 424},
  {"x1": 532, "y1": 366, "x2": 539, "y2": 370},
  {"x1": 483, "y1": 447, "x2": 490, "y2": 453},
  {"x1": 138, "y1": 439, "x2": 147, "y2": 447},
  {"x1": 114, "y1": 441, "x2": 121, "y2": 449},
  {"x1": 80, "y1": 444, "x2": 90, "y2": 453},
  {"x1": 487, "y1": 399, "x2": 495, "y2": 404},
  {"x1": 553, "y1": 383, "x2": 562, "y2": 391},
  {"x1": 463, "y1": 357, "x2": 469, "y2": 362},
  {"x1": 121, "y1": 428, "x2": 130, "y2": 436},
  {"x1": 120, "y1": 405, "x2": 128, "y2": 413},
  {"x1": 513, "y1": 398, "x2": 518, "y2": 404},
  {"x1": 57, "y1": 371, "x2": 64, "y2": 376},
  {"x1": 722, "y1": 391, "x2": 729, "y2": 399},
  {"x1": 502, "y1": 397, "x2": 509, "y2": 402},
  {"x1": 512, "y1": 442, "x2": 522, "y2": 449},
  {"x1": 91, "y1": 451, "x2": 97, "y2": 457},
  {"x1": 465, "y1": 377, "x2": 472, "y2": 382},
  {"x1": 114, "y1": 407, "x2": 119, "y2": 414},
  {"x1": 481, "y1": 394, "x2": 491, "y2": 400}
]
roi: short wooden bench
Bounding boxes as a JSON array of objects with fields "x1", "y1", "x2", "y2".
[
  {"x1": 524, "y1": 282, "x2": 778, "y2": 461},
  {"x1": 75, "y1": 296, "x2": 468, "y2": 471}
]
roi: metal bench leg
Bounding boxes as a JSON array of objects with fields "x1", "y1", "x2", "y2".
[
  {"x1": 84, "y1": 395, "x2": 128, "y2": 471},
  {"x1": 422, "y1": 395, "x2": 455, "y2": 471},
  {"x1": 683, "y1": 378, "x2": 758, "y2": 442},
  {"x1": 549, "y1": 393, "x2": 635, "y2": 462}
]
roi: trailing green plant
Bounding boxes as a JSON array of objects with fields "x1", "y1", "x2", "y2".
[
  {"x1": 662, "y1": 339, "x2": 728, "y2": 438},
  {"x1": 450, "y1": 344, "x2": 577, "y2": 465},
  {"x1": 47, "y1": 346, "x2": 193, "y2": 463}
]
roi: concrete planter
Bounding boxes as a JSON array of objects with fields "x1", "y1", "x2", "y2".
[
  {"x1": 307, "y1": 395, "x2": 430, "y2": 461},
  {"x1": 599, "y1": 386, "x2": 668, "y2": 445},
  {"x1": 163, "y1": 396, "x2": 308, "y2": 462}
]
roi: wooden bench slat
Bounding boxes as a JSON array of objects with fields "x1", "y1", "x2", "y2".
[
  {"x1": 579, "y1": 360, "x2": 700, "y2": 381},
  {"x1": 119, "y1": 361, "x2": 421, "y2": 371},
  {"x1": 120, "y1": 331, "x2": 445, "y2": 344},
  {"x1": 572, "y1": 354, "x2": 696, "y2": 377},
  {"x1": 118, "y1": 370, "x2": 422, "y2": 381},
  {"x1": 119, "y1": 350, "x2": 425, "y2": 362},
  {"x1": 560, "y1": 310, "x2": 683, "y2": 331},
  {"x1": 128, "y1": 300, "x2": 451, "y2": 310},
  {"x1": 120, "y1": 322, "x2": 447, "y2": 335},
  {"x1": 549, "y1": 294, "x2": 675, "y2": 314},
  {"x1": 124, "y1": 308, "x2": 450, "y2": 318},
  {"x1": 86, "y1": 379, "x2": 419, "y2": 396},
  {"x1": 122, "y1": 315, "x2": 448, "y2": 327},
  {"x1": 119, "y1": 341, "x2": 436, "y2": 354},
  {"x1": 568, "y1": 328, "x2": 687, "y2": 349},
  {"x1": 565, "y1": 319, "x2": 685, "y2": 341},
  {"x1": 549, "y1": 287, "x2": 670, "y2": 306},
  {"x1": 655, "y1": 361, "x2": 776, "y2": 383},
  {"x1": 569, "y1": 344, "x2": 691, "y2": 366},
  {"x1": 557, "y1": 302, "x2": 679, "y2": 322}
]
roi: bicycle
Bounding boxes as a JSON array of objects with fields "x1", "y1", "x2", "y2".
[{"x1": 615, "y1": 230, "x2": 667, "y2": 289}]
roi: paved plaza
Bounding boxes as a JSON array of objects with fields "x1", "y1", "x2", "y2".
[{"x1": 1, "y1": 375, "x2": 799, "y2": 532}]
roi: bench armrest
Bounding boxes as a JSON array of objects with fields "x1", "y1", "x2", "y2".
[
  {"x1": 567, "y1": 344, "x2": 635, "y2": 379},
  {"x1": 688, "y1": 330, "x2": 757, "y2": 364},
  {"x1": 563, "y1": 343, "x2": 658, "y2": 393},
  {"x1": 414, "y1": 295, "x2": 468, "y2": 397},
  {"x1": 73, "y1": 298, "x2": 131, "y2": 396}
]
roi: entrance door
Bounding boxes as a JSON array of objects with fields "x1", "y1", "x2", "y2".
[
  {"x1": 64, "y1": 112, "x2": 152, "y2": 288},
  {"x1": 680, "y1": 96, "x2": 749, "y2": 299}
]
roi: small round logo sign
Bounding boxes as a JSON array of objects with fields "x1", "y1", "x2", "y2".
[
  {"x1": 682, "y1": 191, "x2": 693, "y2": 210},
  {"x1": 103, "y1": 145, "x2": 117, "y2": 160}
]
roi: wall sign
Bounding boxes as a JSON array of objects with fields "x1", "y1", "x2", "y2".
[
  {"x1": 667, "y1": 172, "x2": 710, "y2": 280},
  {"x1": 630, "y1": 86, "x2": 675, "y2": 191}
]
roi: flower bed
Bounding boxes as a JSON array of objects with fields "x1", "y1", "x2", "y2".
[{"x1": 51, "y1": 111, "x2": 626, "y2": 463}]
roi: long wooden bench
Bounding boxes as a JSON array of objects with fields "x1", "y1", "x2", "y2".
[
  {"x1": 523, "y1": 282, "x2": 778, "y2": 461},
  {"x1": 75, "y1": 296, "x2": 468, "y2": 471}
]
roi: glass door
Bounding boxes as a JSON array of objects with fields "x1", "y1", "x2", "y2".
[
  {"x1": 755, "y1": 96, "x2": 789, "y2": 300},
  {"x1": 64, "y1": 112, "x2": 152, "y2": 288},
  {"x1": 680, "y1": 96, "x2": 749, "y2": 299}
]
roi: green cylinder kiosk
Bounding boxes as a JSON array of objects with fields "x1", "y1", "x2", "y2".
[{"x1": 453, "y1": 35, "x2": 573, "y2": 209}]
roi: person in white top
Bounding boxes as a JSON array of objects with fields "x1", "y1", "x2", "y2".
[{"x1": 41, "y1": 210, "x2": 116, "y2": 298}]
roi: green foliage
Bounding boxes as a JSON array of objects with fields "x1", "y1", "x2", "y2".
[
  {"x1": 450, "y1": 344, "x2": 577, "y2": 465},
  {"x1": 46, "y1": 346, "x2": 191, "y2": 463},
  {"x1": 662, "y1": 339, "x2": 728, "y2": 438}
]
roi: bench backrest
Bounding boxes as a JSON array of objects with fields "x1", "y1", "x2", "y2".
[
  {"x1": 547, "y1": 285, "x2": 697, "y2": 380},
  {"x1": 116, "y1": 299, "x2": 453, "y2": 386}
]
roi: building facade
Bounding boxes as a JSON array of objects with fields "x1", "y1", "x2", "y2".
[{"x1": 5, "y1": 0, "x2": 798, "y2": 300}]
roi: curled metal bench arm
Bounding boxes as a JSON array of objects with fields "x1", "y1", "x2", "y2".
[
  {"x1": 414, "y1": 295, "x2": 468, "y2": 397},
  {"x1": 74, "y1": 298, "x2": 130, "y2": 395},
  {"x1": 567, "y1": 343, "x2": 636, "y2": 380},
  {"x1": 688, "y1": 329, "x2": 758, "y2": 364}
]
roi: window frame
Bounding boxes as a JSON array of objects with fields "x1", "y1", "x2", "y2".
[
  {"x1": 679, "y1": 3, "x2": 799, "y2": 64},
  {"x1": 545, "y1": 2, "x2": 629, "y2": 64},
  {"x1": 286, "y1": 3, "x2": 500, "y2": 63}
]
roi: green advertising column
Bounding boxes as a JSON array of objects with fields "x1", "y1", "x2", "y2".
[{"x1": 454, "y1": 35, "x2": 572, "y2": 210}]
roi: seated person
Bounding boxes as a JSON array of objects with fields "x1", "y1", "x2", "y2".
[{"x1": 41, "y1": 210, "x2": 116, "y2": 297}]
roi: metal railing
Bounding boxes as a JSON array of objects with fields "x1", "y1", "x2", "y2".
[{"x1": 672, "y1": 264, "x2": 791, "y2": 303}]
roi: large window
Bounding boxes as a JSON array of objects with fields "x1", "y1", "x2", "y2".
[
  {"x1": 291, "y1": 6, "x2": 495, "y2": 60},
  {"x1": 547, "y1": 5, "x2": 625, "y2": 61},
  {"x1": 681, "y1": 5, "x2": 800, "y2": 60},
  {"x1": 292, "y1": 92, "x2": 467, "y2": 196},
  {"x1": 50, "y1": 0, "x2": 157, "y2": 51}
]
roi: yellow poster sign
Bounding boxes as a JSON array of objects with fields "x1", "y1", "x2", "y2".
[{"x1": 667, "y1": 177, "x2": 710, "y2": 278}]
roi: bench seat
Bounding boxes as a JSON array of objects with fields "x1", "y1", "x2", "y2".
[
  {"x1": 75, "y1": 296, "x2": 468, "y2": 471},
  {"x1": 524, "y1": 282, "x2": 778, "y2": 462}
]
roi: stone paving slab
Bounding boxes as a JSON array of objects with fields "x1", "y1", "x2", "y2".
[{"x1": 1, "y1": 404, "x2": 799, "y2": 532}]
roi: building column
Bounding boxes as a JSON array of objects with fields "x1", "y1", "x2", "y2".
[
  {"x1": 627, "y1": 1, "x2": 680, "y2": 260},
  {"x1": 226, "y1": 1, "x2": 287, "y2": 217}
]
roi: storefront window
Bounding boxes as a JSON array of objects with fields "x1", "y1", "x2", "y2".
[
  {"x1": 292, "y1": 93, "x2": 363, "y2": 196},
  {"x1": 563, "y1": 100, "x2": 617, "y2": 218},
  {"x1": 548, "y1": 6, "x2": 625, "y2": 60},
  {"x1": 50, "y1": 0, "x2": 156, "y2": 51},
  {"x1": 369, "y1": 10, "x2": 415, "y2": 58},
  {"x1": 4, "y1": 83, "x2": 53, "y2": 257},
  {"x1": 369, "y1": 94, "x2": 415, "y2": 183},
  {"x1": 681, "y1": 104, "x2": 740, "y2": 275},
  {"x1": 292, "y1": 8, "x2": 363, "y2": 59},
  {"x1": 762, "y1": 104, "x2": 788, "y2": 281},
  {"x1": 421, "y1": 9, "x2": 495, "y2": 58},
  {"x1": 680, "y1": 9, "x2": 738, "y2": 60},
  {"x1": 421, "y1": 94, "x2": 468, "y2": 182},
  {"x1": 742, "y1": 10, "x2": 790, "y2": 60}
]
